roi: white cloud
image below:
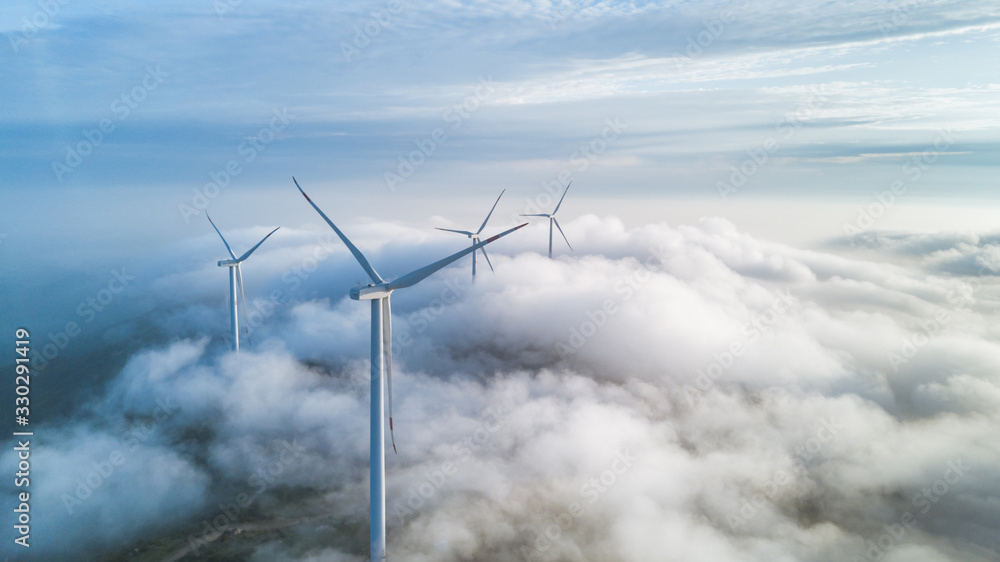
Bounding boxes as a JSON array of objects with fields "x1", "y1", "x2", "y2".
[{"x1": 8, "y1": 215, "x2": 1000, "y2": 560}]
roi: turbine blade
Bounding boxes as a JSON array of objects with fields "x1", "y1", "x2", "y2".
[
  {"x1": 553, "y1": 217, "x2": 573, "y2": 251},
  {"x1": 480, "y1": 246, "x2": 495, "y2": 273},
  {"x1": 387, "y1": 222, "x2": 528, "y2": 291},
  {"x1": 553, "y1": 180, "x2": 572, "y2": 214},
  {"x1": 236, "y1": 227, "x2": 280, "y2": 262},
  {"x1": 236, "y1": 264, "x2": 252, "y2": 346},
  {"x1": 293, "y1": 177, "x2": 383, "y2": 284},
  {"x1": 207, "y1": 213, "x2": 237, "y2": 260},
  {"x1": 383, "y1": 297, "x2": 396, "y2": 455},
  {"x1": 435, "y1": 228, "x2": 474, "y2": 236},
  {"x1": 476, "y1": 189, "x2": 506, "y2": 235}
]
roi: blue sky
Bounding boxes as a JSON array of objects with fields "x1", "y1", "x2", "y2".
[{"x1": 2, "y1": 0, "x2": 998, "y2": 201}]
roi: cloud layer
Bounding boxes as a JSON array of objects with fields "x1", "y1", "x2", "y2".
[{"x1": 5, "y1": 215, "x2": 999, "y2": 560}]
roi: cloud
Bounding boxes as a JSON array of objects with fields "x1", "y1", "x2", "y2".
[
  {"x1": 3, "y1": 424, "x2": 210, "y2": 557},
  {"x1": 832, "y1": 229, "x2": 1000, "y2": 277},
  {"x1": 5, "y1": 215, "x2": 1000, "y2": 560}
]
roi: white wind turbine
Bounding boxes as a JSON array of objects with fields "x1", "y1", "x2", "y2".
[
  {"x1": 207, "y1": 214, "x2": 279, "y2": 352},
  {"x1": 521, "y1": 181, "x2": 573, "y2": 258},
  {"x1": 293, "y1": 177, "x2": 526, "y2": 562},
  {"x1": 435, "y1": 189, "x2": 505, "y2": 278}
]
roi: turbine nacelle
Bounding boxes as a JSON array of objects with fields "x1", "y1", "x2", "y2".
[
  {"x1": 218, "y1": 259, "x2": 241, "y2": 267},
  {"x1": 351, "y1": 284, "x2": 393, "y2": 301}
]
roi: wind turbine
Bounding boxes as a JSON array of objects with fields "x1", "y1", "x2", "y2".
[
  {"x1": 293, "y1": 177, "x2": 525, "y2": 562},
  {"x1": 207, "y1": 214, "x2": 279, "y2": 353},
  {"x1": 435, "y1": 189, "x2": 505, "y2": 278},
  {"x1": 521, "y1": 181, "x2": 573, "y2": 258}
]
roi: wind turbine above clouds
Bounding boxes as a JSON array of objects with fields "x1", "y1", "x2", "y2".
[
  {"x1": 521, "y1": 181, "x2": 573, "y2": 258},
  {"x1": 436, "y1": 189, "x2": 505, "y2": 278},
  {"x1": 293, "y1": 177, "x2": 526, "y2": 562},
  {"x1": 207, "y1": 214, "x2": 279, "y2": 353}
]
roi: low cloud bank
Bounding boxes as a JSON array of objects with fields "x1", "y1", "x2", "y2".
[{"x1": 4, "y1": 216, "x2": 999, "y2": 561}]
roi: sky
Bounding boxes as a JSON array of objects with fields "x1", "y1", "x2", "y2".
[
  {"x1": 2, "y1": 0, "x2": 999, "y2": 201},
  {"x1": 2, "y1": 1, "x2": 1000, "y2": 561}
]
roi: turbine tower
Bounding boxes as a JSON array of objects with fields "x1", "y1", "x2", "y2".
[
  {"x1": 521, "y1": 181, "x2": 573, "y2": 258},
  {"x1": 207, "y1": 214, "x2": 279, "y2": 352},
  {"x1": 435, "y1": 189, "x2": 505, "y2": 278},
  {"x1": 293, "y1": 177, "x2": 525, "y2": 562}
]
